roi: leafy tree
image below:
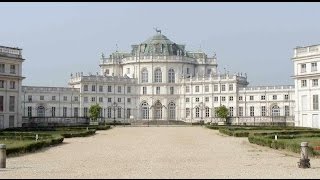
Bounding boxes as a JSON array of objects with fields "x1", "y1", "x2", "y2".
[
  {"x1": 215, "y1": 105, "x2": 229, "y2": 121},
  {"x1": 89, "y1": 104, "x2": 102, "y2": 121}
]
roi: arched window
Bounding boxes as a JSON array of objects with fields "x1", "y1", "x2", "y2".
[
  {"x1": 154, "y1": 101, "x2": 162, "y2": 119},
  {"x1": 141, "y1": 102, "x2": 149, "y2": 119},
  {"x1": 154, "y1": 68, "x2": 162, "y2": 83},
  {"x1": 37, "y1": 106, "x2": 45, "y2": 117},
  {"x1": 168, "y1": 69, "x2": 175, "y2": 83},
  {"x1": 141, "y1": 69, "x2": 148, "y2": 83},
  {"x1": 271, "y1": 105, "x2": 280, "y2": 116},
  {"x1": 168, "y1": 102, "x2": 176, "y2": 120}
]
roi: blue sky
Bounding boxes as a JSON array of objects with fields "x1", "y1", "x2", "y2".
[{"x1": 1, "y1": 2, "x2": 319, "y2": 87}]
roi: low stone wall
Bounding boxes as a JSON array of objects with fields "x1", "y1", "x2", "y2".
[{"x1": 22, "y1": 117, "x2": 90, "y2": 127}]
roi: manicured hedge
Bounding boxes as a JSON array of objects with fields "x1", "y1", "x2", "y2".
[
  {"x1": 5, "y1": 135, "x2": 64, "y2": 156},
  {"x1": 248, "y1": 134, "x2": 318, "y2": 156},
  {"x1": 60, "y1": 129, "x2": 96, "y2": 138}
]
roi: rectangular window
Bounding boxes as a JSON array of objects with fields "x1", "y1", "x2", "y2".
[
  {"x1": 51, "y1": 107, "x2": 56, "y2": 117},
  {"x1": 40, "y1": 96, "x2": 44, "y2": 100},
  {"x1": 229, "y1": 107, "x2": 233, "y2": 117},
  {"x1": 238, "y1": 107, "x2": 243, "y2": 117},
  {"x1": 186, "y1": 108, "x2": 190, "y2": 118},
  {"x1": 106, "y1": 69, "x2": 109, "y2": 75},
  {"x1": 127, "y1": 68, "x2": 130, "y2": 74},
  {"x1": 52, "y1": 96, "x2": 56, "y2": 101},
  {"x1": 229, "y1": 96, "x2": 233, "y2": 101},
  {"x1": 63, "y1": 107, "x2": 67, "y2": 117},
  {"x1": 250, "y1": 106, "x2": 254, "y2": 117},
  {"x1": 117, "y1": 107, "x2": 121, "y2": 118},
  {"x1": 273, "y1": 95, "x2": 277, "y2": 100},
  {"x1": 195, "y1": 86, "x2": 199, "y2": 92},
  {"x1": 301, "y1": 80, "x2": 307, "y2": 87},
  {"x1": 9, "y1": 116, "x2": 14, "y2": 127},
  {"x1": 108, "y1": 98, "x2": 112, "y2": 102},
  {"x1": 261, "y1": 95, "x2": 265, "y2": 100},
  {"x1": 229, "y1": 84, "x2": 233, "y2": 91},
  {"x1": 99, "y1": 85, "x2": 103, "y2": 92},
  {"x1": 99, "y1": 97, "x2": 103, "y2": 102},
  {"x1": 9, "y1": 96, "x2": 15, "y2": 112},
  {"x1": 0, "y1": 64, "x2": 4, "y2": 73},
  {"x1": 221, "y1": 97, "x2": 226, "y2": 101},
  {"x1": 127, "y1": 86, "x2": 131, "y2": 93},
  {"x1": 107, "y1": 108, "x2": 112, "y2": 118},
  {"x1": 301, "y1": 63, "x2": 306, "y2": 73},
  {"x1": 143, "y1": 87, "x2": 147, "y2": 95},
  {"x1": 28, "y1": 95, "x2": 32, "y2": 102},
  {"x1": 10, "y1": 81, "x2": 15, "y2": 89},
  {"x1": 118, "y1": 86, "x2": 121, "y2": 93},
  {"x1": 250, "y1": 96, "x2": 254, "y2": 101},
  {"x1": 91, "y1": 97, "x2": 95, "y2": 102},
  {"x1": 0, "y1": 96, "x2": 3, "y2": 112},
  {"x1": 170, "y1": 87, "x2": 174, "y2": 95},
  {"x1": 156, "y1": 87, "x2": 160, "y2": 94},
  {"x1": 108, "y1": 86, "x2": 112, "y2": 92},
  {"x1": 84, "y1": 97, "x2": 88, "y2": 103},
  {"x1": 312, "y1": 79, "x2": 318, "y2": 87},
  {"x1": 63, "y1": 96, "x2": 67, "y2": 101},
  {"x1": 127, "y1": 108, "x2": 131, "y2": 118},
  {"x1": 74, "y1": 96, "x2": 78, "y2": 101},
  {"x1": 10, "y1": 65, "x2": 15, "y2": 74},
  {"x1": 127, "y1": 98, "x2": 131, "y2": 103},
  {"x1": 185, "y1": 86, "x2": 190, "y2": 93},
  {"x1": 313, "y1": 95, "x2": 319, "y2": 110},
  {"x1": 285, "y1": 94, "x2": 289, "y2": 100},
  {"x1": 285, "y1": 106, "x2": 290, "y2": 116},
  {"x1": 196, "y1": 97, "x2": 199, "y2": 102},
  {"x1": 0, "y1": 80, "x2": 4, "y2": 88},
  {"x1": 186, "y1": 97, "x2": 190, "y2": 103},
  {"x1": 205, "y1": 97, "x2": 209, "y2": 102},
  {"x1": 118, "y1": 98, "x2": 121, "y2": 102},
  {"x1": 28, "y1": 106, "x2": 32, "y2": 117},
  {"x1": 84, "y1": 107, "x2": 88, "y2": 117},
  {"x1": 261, "y1": 106, "x2": 266, "y2": 116},
  {"x1": 84, "y1": 85, "x2": 88, "y2": 91},
  {"x1": 186, "y1": 68, "x2": 190, "y2": 74},
  {"x1": 214, "y1": 85, "x2": 218, "y2": 92},
  {"x1": 92, "y1": 85, "x2": 96, "y2": 92},
  {"x1": 74, "y1": 107, "x2": 79, "y2": 117},
  {"x1": 311, "y1": 62, "x2": 317, "y2": 72},
  {"x1": 221, "y1": 85, "x2": 226, "y2": 91},
  {"x1": 196, "y1": 108, "x2": 199, "y2": 118},
  {"x1": 205, "y1": 107, "x2": 210, "y2": 117},
  {"x1": 205, "y1": 86, "x2": 209, "y2": 92},
  {"x1": 214, "y1": 97, "x2": 218, "y2": 102},
  {"x1": 239, "y1": 96, "x2": 243, "y2": 101}
]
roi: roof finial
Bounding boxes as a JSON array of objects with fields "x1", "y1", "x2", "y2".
[{"x1": 153, "y1": 27, "x2": 161, "y2": 34}]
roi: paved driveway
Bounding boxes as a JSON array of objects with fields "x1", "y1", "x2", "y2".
[{"x1": 1, "y1": 126, "x2": 320, "y2": 178}]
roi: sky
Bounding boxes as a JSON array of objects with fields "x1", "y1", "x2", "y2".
[{"x1": 1, "y1": 2, "x2": 320, "y2": 87}]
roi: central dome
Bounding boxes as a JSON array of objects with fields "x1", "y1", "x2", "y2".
[
  {"x1": 142, "y1": 34, "x2": 175, "y2": 45},
  {"x1": 131, "y1": 32, "x2": 186, "y2": 56}
]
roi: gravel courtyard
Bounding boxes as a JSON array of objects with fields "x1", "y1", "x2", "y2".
[{"x1": 1, "y1": 126, "x2": 320, "y2": 179}]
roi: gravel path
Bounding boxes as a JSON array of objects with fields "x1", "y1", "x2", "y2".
[{"x1": 1, "y1": 126, "x2": 320, "y2": 179}]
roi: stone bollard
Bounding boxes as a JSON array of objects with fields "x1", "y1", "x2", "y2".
[
  {"x1": 275, "y1": 135, "x2": 277, "y2": 141},
  {"x1": 0, "y1": 144, "x2": 6, "y2": 168},
  {"x1": 298, "y1": 142, "x2": 310, "y2": 168}
]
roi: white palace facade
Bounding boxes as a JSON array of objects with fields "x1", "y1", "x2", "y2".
[{"x1": 16, "y1": 31, "x2": 299, "y2": 128}]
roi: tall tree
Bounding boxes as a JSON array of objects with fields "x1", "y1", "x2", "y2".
[
  {"x1": 215, "y1": 105, "x2": 229, "y2": 121},
  {"x1": 89, "y1": 104, "x2": 102, "y2": 121}
]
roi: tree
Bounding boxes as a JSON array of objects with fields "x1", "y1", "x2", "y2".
[
  {"x1": 215, "y1": 105, "x2": 229, "y2": 122},
  {"x1": 89, "y1": 104, "x2": 102, "y2": 121}
]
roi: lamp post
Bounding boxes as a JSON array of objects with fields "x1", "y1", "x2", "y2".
[{"x1": 108, "y1": 102, "x2": 122, "y2": 127}]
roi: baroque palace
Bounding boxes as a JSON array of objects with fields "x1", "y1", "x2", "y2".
[{"x1": 0, "y1": 31, "x2": 319, "y2": 129}]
